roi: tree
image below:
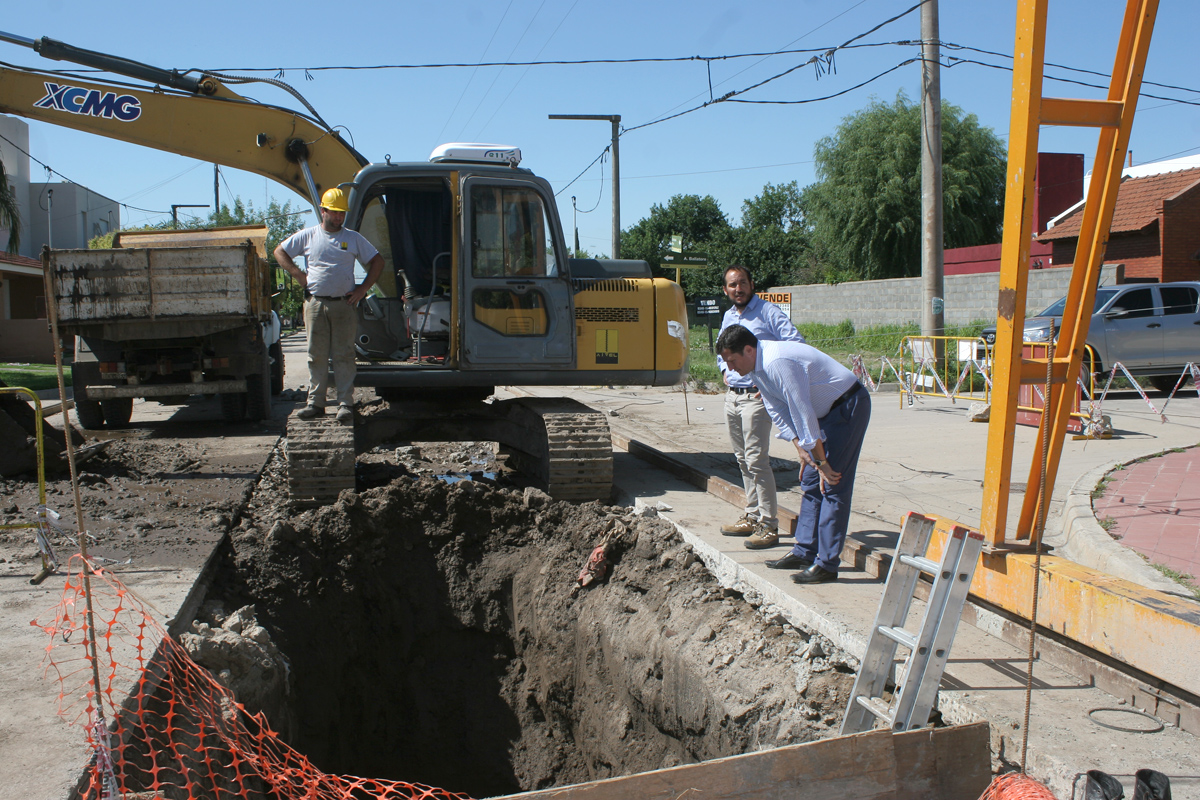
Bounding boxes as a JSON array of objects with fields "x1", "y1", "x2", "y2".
[
  {"x1": 621, "y1": 194, "x2": 731, "y2": 296},
  {"x1": 803, "y1": 91, "x2": 1006, "y2": 281},
  {"x1": 0, "y1": 160, "x2": 19, "y2": 254},
  {"x1": 718, "y1": 181, "x2": 811, "y2": 292}
]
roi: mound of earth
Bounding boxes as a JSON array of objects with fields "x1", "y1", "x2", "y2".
[{"x1": 207, "y1": 466, "x2": 855, "y2": 798}]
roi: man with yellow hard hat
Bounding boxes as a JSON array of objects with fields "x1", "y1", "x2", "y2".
[{"x1": 275, "y1": 187, "x2": 385, "y2": 423}]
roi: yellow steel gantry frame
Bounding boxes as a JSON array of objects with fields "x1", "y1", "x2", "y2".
[{"x1": 982, "y1": 0, "x2": 1159, "y2": 547}]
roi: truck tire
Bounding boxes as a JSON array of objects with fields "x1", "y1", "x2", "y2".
[
  {"x1": 246, "y1": 347, "x2": 272, "y2": 421},
  {"x1": 72, "y1": 364, "x2": 105, "y2": 429},
  {"x1": 101, "y1": 398, "x2": 134, "y2": 428},
  {"x1": 270, "y1": 340, "x2": 285, "y2": 396},
  {"x1": 220, "y1": 392, "x2": 247, "y2": 423}
]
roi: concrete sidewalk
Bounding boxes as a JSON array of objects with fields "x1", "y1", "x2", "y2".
[{"x1": 1092, "y1": 445, "x2": 1200, "y2": 584}]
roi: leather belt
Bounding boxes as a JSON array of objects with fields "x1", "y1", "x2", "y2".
[
  {"x1": 310, "y1": 294, "x2": 345, "y2": 300},
  {"x1": 827, "y1": 381, "x2": 863, "y2": 414},
  {"x1": 729, "y1": 386, "x2": 758, "y2": 395}
]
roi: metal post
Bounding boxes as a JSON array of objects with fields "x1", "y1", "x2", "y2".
[
  {"x1": 611, "y1": 116, "x2": 621, "y2": 259},
  {"x1": 170, "y1": 204, "x2": 208, "y2": 229},
  {"x1": 549, "y1": 114, "x2": 622, "y2": 258},
  {"x1": 572, "y1": 195, "x2": 579, "y2": 256},
  {"x1": 214, "y1": 164, "x2": 220, "y2": 214},
  {"x1": 920, "y1": 0, "x2": 944, "y2": 344}
]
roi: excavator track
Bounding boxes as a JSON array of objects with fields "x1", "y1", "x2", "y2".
[
  {"x1": 285, "y1": 411, "x2": 356, "y2": 507},
  {"x1": 505, "y1": 398, "x2": 613, "y2": 503}
]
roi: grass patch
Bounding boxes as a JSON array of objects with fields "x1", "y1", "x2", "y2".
[
  {"x1": 1091, "y1": 475, "x2": 1115, "y2": 501},
  {"x1": 1150, "y1": 564, "x2": 1200, "y2": 600},
  {"x1": 0, "y1": 363, "x2": 68, "y2": 393},
  {"x1": 687, "y1": 319, "x2": 990, "y2": 389},
  {"x1": 1097, "y1": 516, "x2": 1118, "y2": 533}
]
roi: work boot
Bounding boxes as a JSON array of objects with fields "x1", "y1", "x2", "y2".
[
  {"x1": 1133, "y1": 769, "x2": 1171, "y2": 800},
  {"x1": 336, "y1": 404, "x2": 354, "y2": 424},
  {"x1": 744, "y1": 524, "x2": 779, "y2": 549},
  {"x1": 721, "y1": 514, "x2": 758, "y2": 536},
  {"x1": 296, "y1": 405, "x2": 324, "y2": 420},
  {"x1": 1086, "y1": 770, "x2": 1126, "y2": 800}
]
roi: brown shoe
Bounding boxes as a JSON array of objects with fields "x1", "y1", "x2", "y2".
[
  {"x1": 721, "y1": 515, "x2": 757, "y2": 536},
  {"x1": 744, "y1": 527, "x2": 779, "y2": 549}
]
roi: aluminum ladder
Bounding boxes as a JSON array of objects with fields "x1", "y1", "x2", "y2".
[{"x1": 841, "y1": 512, "x2": 985, "y2": 735}]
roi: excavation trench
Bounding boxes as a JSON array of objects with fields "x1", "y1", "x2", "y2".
[{"x1": 198, "y1": 457, "x2": 854, "y2": 798}]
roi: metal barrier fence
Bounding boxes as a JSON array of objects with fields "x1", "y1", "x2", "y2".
[
  {"x1": 0, "y1": 386, "x2": 60, "y2": 582},
  {"x1": 893, "y1": 336, "x2": 993, "y2": 406}
]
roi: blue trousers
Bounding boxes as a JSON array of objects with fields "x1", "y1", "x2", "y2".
[{"x1": 790, "y1": 386, "x2": 872, "y2": 573}]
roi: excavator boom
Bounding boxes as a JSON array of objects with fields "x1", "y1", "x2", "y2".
[{"x1": 0, "y1": 59, "x2": 366, "y2": 206}]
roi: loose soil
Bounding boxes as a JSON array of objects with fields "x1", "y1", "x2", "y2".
[{"x1": 201, "y1": 444, "x2": 856, "y2": 799}]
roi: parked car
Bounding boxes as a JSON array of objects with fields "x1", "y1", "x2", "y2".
[{"x1": 979, "y1": 281, "x2": 1200, "y2": 392}]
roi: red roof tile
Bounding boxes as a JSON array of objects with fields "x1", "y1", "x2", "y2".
[
  {"x1": 0, "y1": 251, "x2": 42, "y2": 269},
  {"x1": 1038, "y1": 167, "x2": 1200, "y2": 241}
]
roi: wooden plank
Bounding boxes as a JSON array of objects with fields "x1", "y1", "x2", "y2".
[
  {"x1": 494, "y1": 724, "x2": 991, "y2": 800},
  {"x1": 497, "y1": 729, "x2": 903, "y2": 800},
  {"x1": 892, "y1": 723, "x2": 992, "y2": 800}
]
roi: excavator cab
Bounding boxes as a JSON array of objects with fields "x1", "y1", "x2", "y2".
[{"x1": 349, "y1": 145, "x2": 576, "y2": 387}]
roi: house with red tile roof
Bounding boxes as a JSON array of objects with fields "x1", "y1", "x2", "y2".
[{"x1": 1038, "y1": 166, "x2": 1200, "y2": 283}]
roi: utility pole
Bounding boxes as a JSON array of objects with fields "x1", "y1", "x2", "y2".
[
  {"x1": 46, "y1": 188, "x2": 52, "y2": 249},
  {"x1": 549, "y1": 114, "x2": 621, "y2": 258},
  {"x1": 571, "y1": 195, "x2": 580, "y2": 256},
  {"x1": 214, "y1": 164, "x2": 220, "y2": 216},
  {"x1": 171, "y1": 204, "x2": 208, "y2": 229},
  {"x1": 920, "y1": 0, "x2": 944, "y2": 344}
]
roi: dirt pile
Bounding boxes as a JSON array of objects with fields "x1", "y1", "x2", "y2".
[{"x1": 209, "y1": 458, "x2": 855, "y2": 798}]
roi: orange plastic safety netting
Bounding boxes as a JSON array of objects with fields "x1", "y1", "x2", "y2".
[
  {"x1": 979, "y1": 773, "x2": 1059, "y2": 800},
  {"x1": 33, "y1": 556, "x2": 473, "y2": 800}
]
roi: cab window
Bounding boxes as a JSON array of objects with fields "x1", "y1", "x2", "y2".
[
  {"x1": 471, "y1": 186, "x2": 558, "y2": 278},
  {"x1": 472, "y1": 288, "x2": 548, "y2": 336},
  {"x1": 1111, "y1": 288, "x2": 1155, "y2": 319}
]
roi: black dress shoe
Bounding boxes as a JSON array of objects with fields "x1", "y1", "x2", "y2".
[
  {"x1": 765, "y1": 553, "x2": 812, "y2": 570},
  {"x1": 792, "y1": 564, "x2": 838, "y2": 584}
]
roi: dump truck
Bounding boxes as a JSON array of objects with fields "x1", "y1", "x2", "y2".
[{"x1": 47, "y1": 225, "x2": 283, "y2": 428}]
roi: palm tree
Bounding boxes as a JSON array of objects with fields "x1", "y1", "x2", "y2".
[{"x1": 0, "y1": 158, "x2": 20, "y2": 254}]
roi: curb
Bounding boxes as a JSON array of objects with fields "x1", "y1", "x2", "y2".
[{"x1": 1058, "y1": 457, "x2": 1192, "y2": 596}]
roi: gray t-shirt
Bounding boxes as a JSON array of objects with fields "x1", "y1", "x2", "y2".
[{"x1": 280, "y1": 224, "x2": 380, "y2": 297}]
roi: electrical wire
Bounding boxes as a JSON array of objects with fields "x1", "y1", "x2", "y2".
[
  {"x1": 434, "y1": 0, "x2": 516, "y2": 146},
  {"x1": 554, "y1": 145, "x2": 609, "y2": 197},
  {"x1": 457, "y1": 0, "x2": 549, "y2": 139},
  {"x1": 0, "y1": 130, "x2": 168, "y2": 215}
]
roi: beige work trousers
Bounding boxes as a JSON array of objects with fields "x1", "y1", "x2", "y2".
[
  {"x1": 304, "y1": 296, "x2": 358, "y2": 408},
  {"x1": 724, "y1": 390, "x2": 778, "y2": 529}
]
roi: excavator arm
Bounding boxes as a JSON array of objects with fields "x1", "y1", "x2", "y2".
[{"x1": 0, "y1": 33, "x2": 366, "y2": 206}]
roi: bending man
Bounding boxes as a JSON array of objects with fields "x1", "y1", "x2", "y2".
[
  {"x1": 716, "y1": 265, "x2": 805, "y2": 549},
  {"x1": 275, "y1": 187, "x2": 385, "y2": 424},
  {"x1": 715, "y1": 324, "x2": 871, "y2": 584}
]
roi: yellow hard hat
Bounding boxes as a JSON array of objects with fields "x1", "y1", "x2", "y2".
[{"x1": 320, "y1": 187, "x2": 349, "y2": 212}]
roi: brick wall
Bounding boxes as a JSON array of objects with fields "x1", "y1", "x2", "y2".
[
  {"x1": 1162, "y1": 188, "x2": 1200, "y2": 283},
  {"x1": 771, "y1": 263, "x2": 1123, "y2": 328}
]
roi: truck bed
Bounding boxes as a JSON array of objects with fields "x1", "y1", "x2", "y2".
[{"x1": 48, "y1": 244, "x2": 269, "y2": 340}]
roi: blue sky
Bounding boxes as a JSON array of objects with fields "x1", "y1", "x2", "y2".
[{"x1": 2, "y1": 0, "x2": 1197, "y2": 255}]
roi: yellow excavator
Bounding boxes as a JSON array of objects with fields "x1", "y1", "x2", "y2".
[{"x1": 0, "y1": 31, "x2": 689, "y2": 503}]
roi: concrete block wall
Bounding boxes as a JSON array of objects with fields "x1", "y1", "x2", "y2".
[{"x1": 772, "y1": 264, "x2": 1123, "y2": 328}]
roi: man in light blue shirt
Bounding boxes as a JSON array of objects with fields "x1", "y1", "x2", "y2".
[
  {"x1": 716, "y1": 324, "x2": 871, "y2": 584},
  {"x1": 715, "y1": 265, "x2": 806, "y2": 550}
]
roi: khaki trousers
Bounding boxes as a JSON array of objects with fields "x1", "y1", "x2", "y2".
[
  {"x1": 724, "y1": 390, "x2": 778, "y2": 528},
  {"x1": 304, "y1": 296, "x2": 358, "y2": 408}
]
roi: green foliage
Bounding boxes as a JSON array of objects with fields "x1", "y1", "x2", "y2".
[
  {"x1": 0, "y1": 158, "x2": 19, "y2": 254},
  {"x1": 621, "y1": 194, "x2": 732, "y2": 296},
  {"x1": 709, "y1": 181, "x2": 812, "y2": 296},
  {"x1": 803, "y1": 91, "x2": 1006, "y2": 281}
]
